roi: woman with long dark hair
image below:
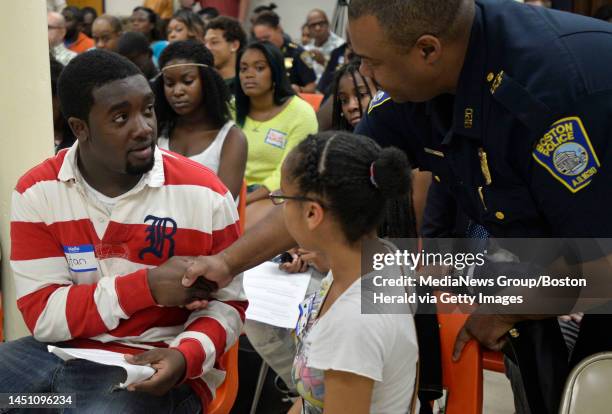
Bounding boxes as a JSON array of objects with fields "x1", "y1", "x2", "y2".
[
  {"x1": 154, "y1": 40, "x2": 247, "y2": 199},
  {"x1": 235, "y1": 41, "x2": 318, "y2": 228}
]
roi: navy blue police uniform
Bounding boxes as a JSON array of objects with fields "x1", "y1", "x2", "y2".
[
  {"x1": 356, "y1": 1, "x2": 612, "y2": 412},
  {"x1": 281, "y1": 39, "x2": 317, "y2": 88}
]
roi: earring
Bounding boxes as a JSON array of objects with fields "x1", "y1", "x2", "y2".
[{"x1": 340, "y1": 113, "x2": 344, "y2": 117}]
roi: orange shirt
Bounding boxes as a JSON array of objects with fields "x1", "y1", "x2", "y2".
[
  {"x1": 144, "y1": 0, "x2": 174, "y2": 19},
  {"x1": 66, "y1": 32, "x2": 94, "y2": 54}
]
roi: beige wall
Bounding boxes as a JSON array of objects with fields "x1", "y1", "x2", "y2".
[{"x1": 0, "y1": 0, "x2": 55, "y2": 340}]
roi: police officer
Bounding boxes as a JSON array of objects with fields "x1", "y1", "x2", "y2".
[
  {"x1": 184, "y1": 1, "x2": 612, "y2": 413},
  {"x1": 252, "y1": 11, "x2": 317, "y2": 93}
]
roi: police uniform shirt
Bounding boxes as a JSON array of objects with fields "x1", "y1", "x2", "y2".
[
  {"x1": 282, "y1": 39, "x2": 317, "y2": 87},
  {"x1": 357, "y1": 0, "x2": 612, "y2": 241},
  {"x1": 318, "y1": 43, "x2": 348, "y2": 97}
]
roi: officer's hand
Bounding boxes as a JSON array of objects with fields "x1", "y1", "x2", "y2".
[
  {"x1": 148, "y1": 257, "x2": 215, "y2": 307},
  {"x1": 125, "y1": 349, "x2": 186, "y2": 396},
  {"x1": 182, "y1": 254, "x2": 232, "y2": 290},
  {"x1": 310, "y1": 49, "x2": 326, "y2": 65},
  {"x1": 453, "y1": 313, "x2": 516, "y2": 361}
]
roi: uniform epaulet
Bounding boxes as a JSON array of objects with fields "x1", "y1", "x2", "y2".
[{"x1": 368, "y1": 90, "x2": 391, "y2": 114}]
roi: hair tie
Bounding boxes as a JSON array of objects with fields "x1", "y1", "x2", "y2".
[{"x1": 370, "y1": 162, "x2": 379, "y2": 188}]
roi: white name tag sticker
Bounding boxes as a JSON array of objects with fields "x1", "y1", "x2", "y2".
[{"x1": 63, "y1": 244, "x2": 98, "y2": 272}]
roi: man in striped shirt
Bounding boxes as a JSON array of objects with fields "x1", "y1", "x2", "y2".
[{"x1": 0, "y1": 50, "x2": 246, "y2": 413}]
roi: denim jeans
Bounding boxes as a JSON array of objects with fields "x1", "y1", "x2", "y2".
[
  {"x1": 0, "y1": 336, "x2": 201, "y2": 414},
  {"x1": 244, "y1": 269, "x2": 325, "y2": 390}
]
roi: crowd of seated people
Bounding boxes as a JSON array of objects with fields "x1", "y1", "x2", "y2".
[{"x1": 41, "y1": 2, "x2": 443, "y2": 412}]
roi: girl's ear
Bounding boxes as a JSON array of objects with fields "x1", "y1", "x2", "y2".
[{"x1": 305, "y1": 201, "x2": 324, "y2": 231}]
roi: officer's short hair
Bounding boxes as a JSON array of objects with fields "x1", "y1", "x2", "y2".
[
  {"x1": 58, "y1": 50, "x2": 142, "y2": 121},
  {"x1": 349, "y1": 0, "x2": 468, "y2": 47},
  {"x1": 205, "y1": 16, "x2": 247, "y2": 50}
]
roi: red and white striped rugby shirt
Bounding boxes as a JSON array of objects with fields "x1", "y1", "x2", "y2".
[{"x1": 10, "y1": 143, "x2": 247, "y2": 409}]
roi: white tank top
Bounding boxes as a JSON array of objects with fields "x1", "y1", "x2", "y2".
[{"x1": 157, "y1": 120, "x2": 235, "y2": 173}]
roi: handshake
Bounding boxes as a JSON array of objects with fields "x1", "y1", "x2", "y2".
[{"x1": 147, "y1": 256, "x2": 230, "y2": 308}]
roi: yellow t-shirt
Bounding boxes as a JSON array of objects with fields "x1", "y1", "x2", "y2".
[{"x1": 244, "y1": 96, "x2": 318, "y2": 191}]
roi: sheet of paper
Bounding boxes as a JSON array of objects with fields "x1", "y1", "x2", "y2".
[
  {"x1": 243, "y1": 261, "x2": 312, "y2": 329},
  {"x1": 48, "y1": 346, "x2": 155, "y2": 388}
]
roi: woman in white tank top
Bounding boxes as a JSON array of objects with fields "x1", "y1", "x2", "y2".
[{"x1": 154, "y1": 40, "x2": 247, "y2": 199}]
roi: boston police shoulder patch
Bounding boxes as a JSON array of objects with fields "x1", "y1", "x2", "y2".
[
  {"x1": 367, "y1": 90, "x2": 391, "y2": 113},
  {"x1": 532, "y1": 116, "x2": 600, "y2": 193}
]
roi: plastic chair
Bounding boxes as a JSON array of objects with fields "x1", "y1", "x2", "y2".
[
  {"x1": 208, "y1": 342, "x2": 240, "y2": 414},
  {"x1": 208, "y1": 181, "x2": 246, "y2": 413},
  {"x1": 299, "y1": 93, "x2": 324, "y2": 112},
  {"x1": 238, "y1": 180, "x2": 247, "y2": 234},
  {"x1": 559, "y1": 352, "x2": 612, "y2": 414},
  {"x1": 436, "y1": 295, "x2": 483, "y2": 414},
  {"x1": 483, "y1": 350, "x2": 505, "y2": 373}
]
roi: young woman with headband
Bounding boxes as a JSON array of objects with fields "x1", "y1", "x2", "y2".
[{"x1": 154, "y1": 40, "x2": 247, "y2": 199}]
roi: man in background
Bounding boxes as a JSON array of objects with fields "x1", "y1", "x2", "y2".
[
  {"x1": 48, "y1": 11, "x2": 77, "y2": 66},
  {"x1": 62, "y1": 6, "x2": 94, "y2": 54},
  {"x1": 303, "y1": 9, "x2": 344, "y2": 81},
  {"x1": 117, "y1": 32, "x2": 159, "y2": 81},
  {"x1": 204, "y1": 16, "x2": 247, "y2": 91}
]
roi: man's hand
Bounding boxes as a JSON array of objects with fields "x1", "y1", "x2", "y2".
[
  {"x1": 148, "y1": 256, "x2": 215, "y2": 306},
  {"x1": 453, "y1": 313, "x2": 517, "y2": 361},
  {"x1": 182, "y1": 253, "x2": 233, "y2": 290},
  {"x1": 310, "y1": 49, "x2": 326, "y2": 65},
  {"x1": 125, "y1": 349, "x2": 186, "y2": 396}
]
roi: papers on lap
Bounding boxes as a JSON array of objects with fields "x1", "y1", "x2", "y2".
[
  {"x1": 243, "y1": 261, "x2": 311, "y2": 329},
  {"x1": 48, "y1": 346, "x2": 155, "y2": 388}
]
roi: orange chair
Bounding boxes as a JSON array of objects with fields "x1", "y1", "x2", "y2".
[
  {"x1": 238, "y1": 180, "x2": 247, "y2": 234},
  {"x1": 299, "y1": 93, "x2": 324, "y2": 112},
  {"x1": 483, "y1": 350, "x2": 505, "y2": 373},
  {"x1": 208, "y1": 181, "x2": 247, "y2": 413},
  {"x1": 437, "y1": 296, "x2": 483, "y2": 414},
  {"x1": 208, "y1": 342, "x2": 240, "y2": 414}
]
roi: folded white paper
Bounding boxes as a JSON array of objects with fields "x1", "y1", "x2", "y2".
[
  {"x1": 243, "y1": 261, "x2": 311, "y2": 329},
  {"x1": 48, "y1": 346, "x2": 155, "y2": 388}
]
